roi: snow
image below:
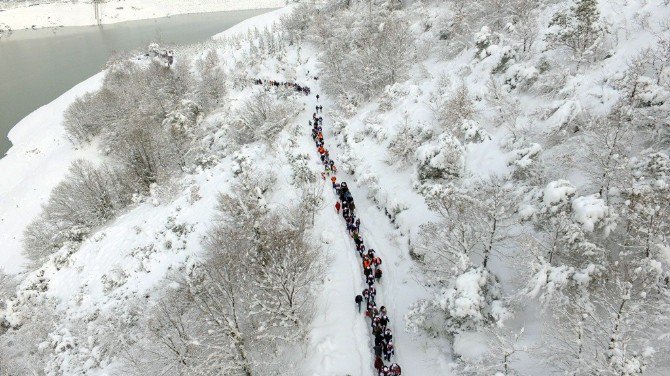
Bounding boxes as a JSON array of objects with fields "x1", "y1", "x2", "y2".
[
  {"x1": 453, "y1": 331, "x2": 489, "y2": 363},
  {"x1": 571, "y1": 194, "x2": 609, "y2": 233},
  {"x1": 298, "y1": 52, "x2": 451, "y2": 376},
  {"x1": 0, "y1": 73, "x2": 105, "y2": 274},
  {"x1": 543, "y1": 179, "x2": 577, "y2": 207},
  {"x1": 0, "y1": 5, "x2": 292, "y2": 276},
  {"x1": 2, "y1": 0, "x2": 670, "y2": 374},
  {"x1": 446, "y1": 268, "x2": 487, "y2": 320},
  {"x1": 0, "y1": 0, "x2": 284, "y2": 30}
]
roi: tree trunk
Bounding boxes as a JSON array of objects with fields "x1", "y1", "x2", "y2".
[{"x1": 483, "y1": 217, "x2": 497, "y2": 269}]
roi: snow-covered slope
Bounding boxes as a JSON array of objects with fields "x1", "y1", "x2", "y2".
[
  {"x1": 1, "y1": 0, "x2": 670, "y2": 375},
  {"x1": 0, "y1": 73, "x2": 105, "y2": 274}
]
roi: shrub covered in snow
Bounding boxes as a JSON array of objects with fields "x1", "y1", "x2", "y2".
[
  {"x1": 545, "y1": 0, "x2": 608, "y2": 63},
  {"x1": 23, "y1": 160, "x2": 134, "y2": 264},
  {"x1": 407, "y1": 266, "x2": 509, "y2": 337},
  {"x1": 504, "y1": 63, "x2": 539, "y2": 91},
  {"x1": 415, "y1": 133, "x2": 465, "y2": 181},
  {"x1": 231, "y1": 91, "x2": 299, "y2": 145}
]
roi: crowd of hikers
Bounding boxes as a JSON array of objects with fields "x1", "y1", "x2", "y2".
[
  {"x1": 307, "y1": 93, "x2": 402, "y2": 376},
  {"x1": 252, "y1": 78, "x2": 311, "y2": 95}
]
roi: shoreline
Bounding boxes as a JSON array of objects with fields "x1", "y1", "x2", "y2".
[
  {"x1": 0, "y1": 5, "x2": 293, "y2": 274},
  {"x1": 0, "y1": 0, "x2": 284, "y2": 31}
]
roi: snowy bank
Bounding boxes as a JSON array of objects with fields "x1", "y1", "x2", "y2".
[
  {"x1": 0, "y1": 73, "x2": 105, "y2": 274},
  {"x1": 0, "y1": 6, "x2": 291, "y2": 275},
  {"x1": 0, "y1": 0, "x2": 284, "y2": 30}
]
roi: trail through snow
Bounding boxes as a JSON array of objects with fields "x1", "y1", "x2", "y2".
[{"x1": 298, "y1": 58, "x2": 451, "y2": 375}]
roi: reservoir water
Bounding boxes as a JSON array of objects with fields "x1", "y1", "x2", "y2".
[{"x1": 0, "y1": 8, "x2": 270, "y2": 156}]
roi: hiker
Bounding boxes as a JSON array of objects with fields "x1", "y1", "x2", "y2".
[
  {"x1": 383, "y1": 328, "x2": 393, "y2": 344},
  {"x1": 369, "y1": 286, "x2": 377, "y2": 304},
  {"x1": 380, "y1": 365, "x2": 390, "y2": 376},
  {"x1": 374, "y1": 355, "x2": 384, "y2": 373},
  {"x1": 335, "y1": 201, "x2": 341, "y2": 214},
  {"x1": 355, "y1": 294, "x2": 363, "y2": 312},
  {"x1": 374, "y1": 256, "x2": 382, "y2": 269},
  {"x1": 375, "y1": 268, "x2": 383, "y2": 281},
  {"x1": 364, "y1": 266, "x2": 373, "y2": 278},
  {"x1": 384, "y1": 341, "x2": 395, "y2": 362},
  {"x1": 380, "y1": 305, "x2": 388, "y2": 316},
  {"x1": 379, "y1": 314, "x2": 389, "y2": 328},
  {"x1": 371, "y1": 318, "x2": 381, "y2": 333},
  {"x1": 366, "y1": 302, "x2": 375, "y2": 318},
  {"x1": 363, "y1": 258, "x2": 372, "y2": 269},
  {"x1": 389, "y1": 363, "x2": 401, "y2": 375},
  {"x1": 316, "y1": 94, "x2": 320, "y2": 101},
  {"x1": 375, "y1": 335, "x2": 385, "y2": 353},
  {"x1": 363, "y1": 288, "x2": 370, "y2": 304},
  {"x1": 356, "y1": 243, "x2": 365, "y2": 255},
  {"x1": 331, "y1": 176, "x2": 337, "y2": 188},
  {"x1": 365, "y1": 274, "x2": 375, "y2": 287}
]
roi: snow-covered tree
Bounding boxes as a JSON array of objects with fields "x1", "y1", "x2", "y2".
[
  {"x1": 579, "y1": 110, "x2": 632, "y2": 203},
  {"x1": 415, "y1": 133, "x2": 465, "y2": 181},
  {"x1": 545, "y1": 0, "x2": 608, "y2": 64},
  {"x1": 409, "y1": 179, "x2": 516, "y2": 340},
  {"x1": 23, "y1": 160, "x2": 133, "y2": 263},
  {"x1": 232, "y1": 91, "x2": 299, "y2": 145},
  {"x1": 195, "y1": 49, "x2": 227, "y2": 113},
  {"x1": 438, "y1": 82, "x2": 475, "y2": 132},
  {"x1": 406, "y1": 265, "x2": 509, "y2": 338}
]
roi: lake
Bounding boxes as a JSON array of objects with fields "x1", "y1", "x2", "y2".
[{"x1": 0, "y1": 8, "x2": 271, "y2": 155}]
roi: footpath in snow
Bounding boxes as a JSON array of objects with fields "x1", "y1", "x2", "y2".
[{"x1": 283, "y1": 66, "x2": 450, "y2": 375}]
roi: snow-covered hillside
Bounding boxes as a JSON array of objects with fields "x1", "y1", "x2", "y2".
[{"x1": 1, "y1": 0, "x2": 670, "y2": 375}]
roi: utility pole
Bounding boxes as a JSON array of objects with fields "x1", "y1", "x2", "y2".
[{"x1": 94, "y1": 0, "x2": 102, "y2": 26}]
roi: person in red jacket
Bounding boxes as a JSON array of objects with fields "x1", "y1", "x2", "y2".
[
  {"x1": 389, "y1": 363, "x2": 401, "y2": 375},
  {"x1": 335, "y1": 201, "x2": 341, "y2": 214},
  {"x1": 374, "y1": 356, "x2": 384, "y2": 373}
]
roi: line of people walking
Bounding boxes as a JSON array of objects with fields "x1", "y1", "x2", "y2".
[
  {"x1": 308, "y1": 97, "x2": 402, "y2": 376},
  {"x1": 251, "y1": 78, "x2": 311, "y2": 95}
]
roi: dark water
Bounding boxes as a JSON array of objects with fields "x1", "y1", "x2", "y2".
[{"x1": 0, "y1": 8, "x2": 270, "y2": 155}]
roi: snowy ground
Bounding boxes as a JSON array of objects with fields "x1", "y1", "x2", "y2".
[
  {"x1": 3, "y1": 0, "x2": 669, "y2": 374},
  {"x1": 0, "y1": 73, "x2": 105, "y2": 274},
  {"x1": 0, "y1": 5, "x2": 291, "y2": 275},
  {"x1": 293, "y1": 54, "x2": 451, "y2": 375},
  {"x1": 0, "y1": 5, "x2": 453, "y2": 372},
  {"x1": 0, "y1": 0, "x2": 283, "y2": 30}
]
